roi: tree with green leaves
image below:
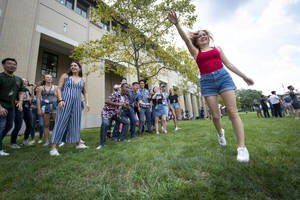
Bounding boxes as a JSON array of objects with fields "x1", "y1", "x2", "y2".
[
  {"x1": 71, "y1": 0, "x2": 197, "y2": 82},
  {"x1": 236, "y1": 89, "x2": 262, "y2": 111}
]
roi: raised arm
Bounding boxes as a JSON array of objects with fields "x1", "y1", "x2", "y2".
[
  {"x1": 217, "y1": 46, "x2": 254, "y2": 86},
  {"x1": 168, "y1": 11, "x2": 199, "y2": 59}
]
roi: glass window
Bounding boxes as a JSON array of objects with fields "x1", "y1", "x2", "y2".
[
  {"x1": 58, "y1": 0, "x2": 74, "y2": 9},
  {"x1": 41, "y1": 52, "x2": 58, "y2": 78},
  {"x1": 76, "y1": 0, "x2": 89, "y2": 18}
]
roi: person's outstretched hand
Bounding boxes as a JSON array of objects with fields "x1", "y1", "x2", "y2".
[
  {"x1": 243, "y1": 77, "x2": 254, "y2": 86},
  {"x1": 168, "y1": 11, "x2": 178, "y2": 25}
]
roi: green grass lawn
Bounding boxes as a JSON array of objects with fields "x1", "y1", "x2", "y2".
[{"x1": 0, "y1": 112, "x2": 299, "y2": 200}]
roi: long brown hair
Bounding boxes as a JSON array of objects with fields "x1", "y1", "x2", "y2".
[
  {"x1": 188, "y1": 30, "x2": 214, "y2": 51},
  {"x1": 67, "y1": 61, "x2": 83, "y2": 77}
]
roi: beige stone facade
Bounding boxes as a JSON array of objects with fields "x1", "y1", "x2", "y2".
[{"x1": 0, "y1": 0, "x2": 207, "y2": 128}]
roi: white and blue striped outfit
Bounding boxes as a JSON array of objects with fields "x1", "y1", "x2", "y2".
[{"x1": 51, "y1": 77, "x2": 83, "y2": 144}]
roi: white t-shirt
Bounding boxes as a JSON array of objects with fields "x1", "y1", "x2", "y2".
[{"x1": 269, "y1": 94, "x2": 279, "y2": 104}]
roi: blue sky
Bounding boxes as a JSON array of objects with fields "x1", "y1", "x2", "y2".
[{"x1": 176, "y1": 0, "x2": 300, "y2": 95}]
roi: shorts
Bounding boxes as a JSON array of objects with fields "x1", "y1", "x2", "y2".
[
  {"x1": 41, "y1": 102, "x2": 57, "y2": 114},
  {"x1": 292, "y1": 101, "x2": 300, "y2": 109},
  {"x1": 200, "y1": 67, "x2": 236, "y2": 97},
  {"x1": 285, "y1": 102, "x2": 292, "y2": 107},
  {"x1": 153, "y1": 104, "x2": 167, "y2": 117},
  {"x1": 254, "y1": 106, "x2": 261, "y2": 111},
  {"x1": 170, "y1": 103, "x2": 179, "y2": 110}
]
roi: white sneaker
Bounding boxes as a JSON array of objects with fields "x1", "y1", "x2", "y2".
[
  {"x1": 23, "y1": 140, "x2": 33, "y2": 146},
  {"x1": 80, "y1": 139, "x2": 85, "y2": 143},
  {"x1": 156, "y1": 131, "x2": 160, "y2": 135},
  {"x1": 237, "y1": 147, "x2": 250, "y2": 162},
  {"x1": 175, "y1": 127, "x2": 181, "y2": 131},
  {"x1": 30, "y1": 140, "x2": 35, "y2": 144},
  {"x1": 10, "y1": 144, "x2": 21, "y2": 149},
  {"x1": 96, "y1": 145, "x2": 103, "y2": 150},
  {"x1": 58, "y1": 142, "x2": 65, "y2": 147},
  {"x1": 218, "y1": 129, "x2": 227, "y2": 146},
  {"x1": 161, "y1": 127, "x2": 164, "y2": 132},
  {"x1": 43, "y1": 142, "x2": 49, "y2": 146},
  {"x1": 295, "y1": 117, "x2": 299, "y2": 120},
  {"x1": 0, "y1": 150, "x2": 9, "y2": 156},
  {"x1": 49, "y1": 149, "x2": 60, "y2": 156},
  {"x1": 38, "y1": 140, "x2": 42, "y2": 144},
  {"x1": 76, "y1": 143, "x2": 88, "y2": 149}
]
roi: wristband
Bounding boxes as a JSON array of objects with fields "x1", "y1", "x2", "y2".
[{"x1": 58, "y1": 99, "x2": 64, "y2": 103}]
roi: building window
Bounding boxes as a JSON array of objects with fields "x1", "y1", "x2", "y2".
[
  {"x1": 76, "y1": 0, "x2": 89, "y2": 18},
  {"x1": 59, "y1": 0, "x2": 74, "y2": 9},
  {"x1": 41, "y1": 52, "x2": 58, "y2": 78}
]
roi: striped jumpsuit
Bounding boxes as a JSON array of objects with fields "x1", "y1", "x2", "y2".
[{"x1": 51, "y1": 77, "x2": 83, "y2": 144}]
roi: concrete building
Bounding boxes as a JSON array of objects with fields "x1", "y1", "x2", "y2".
[{"x1": 0, "y1": 0, "x2": 206, "y2": 128}]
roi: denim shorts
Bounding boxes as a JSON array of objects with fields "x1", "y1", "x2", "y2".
[
  {"x1": 153, "y1": 104, "x2": 167, "y2": 117},
  {"x1": 171, "y1": 103, "x2": 179, "y2": 110},
  {"x1": 200, "y1": 68, "x2": 236, "y2": 97}
]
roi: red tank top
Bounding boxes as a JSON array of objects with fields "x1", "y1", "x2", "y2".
[{"x1": 196, "y1": 47, "x2": 223, "y2": 75}]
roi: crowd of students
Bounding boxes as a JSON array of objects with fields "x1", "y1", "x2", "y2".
[
  {"x1": 0, "y1": 57, "x2": 183, "y2": 156},
  {"x1": 254, "y1": 88, "x2": 300, "y2": 119}
]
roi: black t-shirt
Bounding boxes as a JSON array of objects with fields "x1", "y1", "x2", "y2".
[
  {"x1": 0, "y1": 72, "x2": 25, "y2": 109},
  {"x1": 151, "y1": 93, "x2": 163, "y2": 105},
  {"x1": 169, "y1": 94, "x2": 178, "y2": 104}
]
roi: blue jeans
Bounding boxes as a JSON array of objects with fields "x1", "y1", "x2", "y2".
[
  {"x1": 11, "y1": 107, "x2": 33, "y2": 142},
  {"x1": 139, "y1": 107, "x2": 151, "y2": 133},
  {"x1": 200, "y1": 68, "x2": 236, "y2": 97},
  {"x1": 262, "y1": 109, "x2": 270, "y2": 118},
  {"x1": 0, "y1": 108, "x2": 15, "y2": 150},
  {"x1": 123, "y1": 108, "x2": 137, "y2": 138},
  {"x1": 100, "y1": 115, "x2": 129, "y2": 146},
  {"x1": 31, "y1": 109, "x2": 44, "y2": 140}
]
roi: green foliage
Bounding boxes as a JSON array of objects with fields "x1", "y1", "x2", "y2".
[
  {"x1": 71, "y1": 0, "x2": 197, "y2": 82},
  {"x1": 236, "y1": 89, "x2": 263, "y2": 110},
  {"x1": 1, "y1": 113, "x2": 300, "y2": 199}
]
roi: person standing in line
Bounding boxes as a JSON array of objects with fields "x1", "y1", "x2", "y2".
[
  {"x1": 0, "y1": 58, "x2": 24, "y2": 156},
  {"x1": 160, "y1": 84, "x2": 169, "y2": 133},
  {"x1": 125, "y1": 82, "x2": 139, "y2": 138},
  {"x1": 152, "y1": 87, "x2": 167, "y2": 134},
  {"x1": 253, "y1": 99, "x2": 263, "y2": 118},
  {"x1": 97, "y1": 83, "x2": 130, "y2": 149},
  {"x1": 260, "y1": 95, "x2": 270, "y2": 118},
  {"x1": 168, "y1": 11, "x2": 254, "y2": 162},
  {"x1": 10, "y1": 78, "x2": 33, "y2": 147},
  {"x1": 283, "y1": 92, "x2": 295, "y2": 117},
  {"x1": 31, "y1": 86, "x2": 44, "y2": 144},
  {"x1": 287, "y1": 85, "x2": 300, "y2": 119},
  {"x1": 168, "y1": 88, "x2": 182, "y2": 130},
  {"x1": 269, "y1": 91, "x2": 282, "y2": 118},
  {"x1": 49, "y1": 61, "x2": 90, "y2": 156},
  {"x1": 137, "y1": 80, "x2": 152, "y2": 135},
  {"x1": 36, "y1": 74, "x2": 57, "y2": 146},
  {"x1": 267, "y1": 96, "x2": 275, "y2": 117}
]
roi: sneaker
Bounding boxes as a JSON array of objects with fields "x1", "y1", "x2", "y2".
[
  {"x1": 175, "y1": 127, "x2": 181, "y2": 131},
  {"x1": 49, "y1": 149, "x2": 60, "y2": 156},
  {"x1": 0, "y1": 150, "x2": 9, "y2": 156},
  {"x1": 156, "y1": 131, "x2": 160, "y2": 135},
  {"x1": 96, "y1": 145, "x2": 103, "y2": 150},
  {"x1": 30, "y1": 140, "x2": 36, "y2": 144},
  {"x1": 43, "y1": 141, "x2": 49, "y2": 146},
  {"x1": 218, "y1": 129, "x2": 227, "y2": 146},
  {"x1": 10, "y1": 144, "x2": 21, "y2": 149},
  {"x1": 38, "y1": 140, "x2": 43, "y2": 144},
  {"x1": 23, "y1": 140, "x2": 33, "y2": 146},
  {"x1": 161, "y1": 127, "x2": 165, "y2": 132},
  {"x1": 80, "y1": 139, "x2": 85, "y2": 143},
  {"x1": 295, "y1": 117, "x2": 299, "y2": 120},
  {"x1": 58, "y1": 142, "x2": 65, "y2": 147},
  {"x1": 237, "y1": 147, "x2": 250, "y2": 162},
  {"x1": 76, "y1": 143, "x2": 89, "y2": 149}
]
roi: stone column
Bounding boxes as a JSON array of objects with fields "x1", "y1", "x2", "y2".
[
  {"x1": 184, "y1": 93, "x2": 193, "y2": 118},
  {"x1": 192, "y1": 94, "x2": 199, "y2": 117}
]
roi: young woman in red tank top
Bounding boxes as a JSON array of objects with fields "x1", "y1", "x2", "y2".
[{"x1": 168, "y1": 11, "x2": 254, "y2": 162}]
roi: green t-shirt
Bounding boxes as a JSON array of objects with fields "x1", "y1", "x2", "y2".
[{"x1": 0, "y1": 72, "x2": 25, "y2": 109}]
